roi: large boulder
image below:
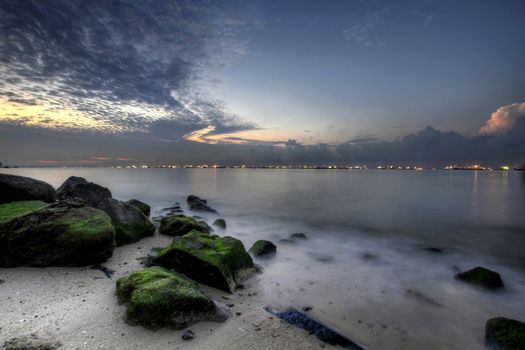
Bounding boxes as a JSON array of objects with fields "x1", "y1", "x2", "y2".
[
  {"x1": 249, "y1": 240, "x2": 277, "y2": 257},
  {"x1": 0, "y1": 199, "x2": 115, "y2": 267},
  {"x1": 213, "y1": 218, "x2": 226, "y2": 229},
  {"x1": 125, "y1": 199, "x2": 150, "y2": 217},
  {"x1": 97, "y1": 198, "x2": 155, "y2": 246},
  {"x1": 0, "y1": 173, "x2": 56, "y2": 204},
  {"x1": 56, "y1": 176, "x2": 111, "y2": 207},
  {"x1": 116, "y1": 267, "x2": 228, "y2": 329},
  {"x1": 485, "y1": 317, "x2": 525, "y2": 350},
  {"x1": 187, "y1": 195, "x2": 218, "y2": 213},
  {"x1": 152, "y1": 231, "x2": 255, "y2": 293},
  {"x1": 455, "y1": 267, "x2": 504, "y2": 289},
  {"x1": 158, "y1": 214, "x2": 211, "y2": 237}
]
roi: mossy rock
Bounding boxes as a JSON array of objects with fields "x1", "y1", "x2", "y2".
[
  {"x1": 56, "y1": 176, "x2": 111, "y2": 207},
  {"x1": 97, "y1": 198, "x2": 155, "y2": 246},
  {"x1": 116, "y1": 267, "x2": 227, "y2": 329},
  {"x1": 0, "y1": 199, "x2": 115, "y2": 266},
  {"x1": 152, "y1": 231, "x2": 255, "y2": 293},
  {"x1": 125, "y1": 199, "x2": 150, "y2": 217},
  {"x1": 213, "y1": 218, "x2": 226, "y2": 229},
  {"x1": 158, "y1": 214, "x2": 211, "y2": 237},
  {"x1": 455, "y1": 266, "x2": 504, "y2": 289},
  {"x1": 249, "y1": 240, "x2": 277, "y2": 257},
  {"x1": 0, "y1": 173, "x2": 56, "y2": 204},
  {"x1": 485, "y1": 317, "x2": 525, "y2": 350},
  {"x1": 0, "y1": 200, "x2": 49, "y2": 224},
  {"x1": 187, "y1": 195, "x2": 218, "y2": 213}
]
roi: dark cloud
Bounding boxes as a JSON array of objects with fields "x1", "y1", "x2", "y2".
[{"x1": 0, "y1": 0, "x2": 256, "y2": 134}]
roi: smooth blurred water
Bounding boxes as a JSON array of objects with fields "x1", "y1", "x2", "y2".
[{"x1": 3, "y1": 168, "x2": 525, "y2": 349}]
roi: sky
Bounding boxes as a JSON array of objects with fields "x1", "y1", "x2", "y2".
[{"x1": 0, "y1": 0, "x2": 524, "y2": 166}]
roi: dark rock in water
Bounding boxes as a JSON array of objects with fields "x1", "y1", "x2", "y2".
[
  {"x1": 152, "y1": 231, "x2": 255, "y2": 293},
  {"x1": 249, "y1": 240, "x2": 277, "y2": 257},
  {"x1": 116, "y1": 267, "x2": 228, "y2": 329},
  {"x1": 361, "y1": 253, "x2": 378, "y2": 262},
  {"x1": 182, "y1": 329, "x2": 195, "y2": 340},
  {"x1": 125, "y1": 199, "x2": 150, "y2": 217},
  {"x1": 290, "y1": 233, "x2": 308, "y2": 240},
  {"x1": 91, "y1": 264, "x2": 115, "y2": 278},
  {"x1": 213, "y1": 218, "x2": 226, "y2": 229},
  {"x1": 485, "y1": 317, "x2": 525, "y2": 350},
  {"x1": 424, "y1": 247, "x2": 443, "y2": 254},
  {"x1": 279, "y1": 233, "x2": 308, "y2": 244},
  {"x1": 158, "y1": 214, "x2": 211, "y2": 237},
  {"x1": 265, "y1": 307, "x2": 365, "y2": 349},
  {"x1": 97, "y1": 198, "x2": 155, "y2": 246},
  {"x1": 187, "y1": 195, "x2": 218, "y2": 213},
  {"x1": 302, "y1": 306, "x2": 313, "y2": 312},
  {"x1": 2, "y1": 333, "x2": 62, "y2": 350},
  {"x1": 279, "y1": 238, "x2": 295, "y2": 244},
  {"x1": 0, "y1": 199, "x2": 115, "y2": 267},
  {"x1": 455, "y1": 267, "x2": 504, "y2": 289},
  {"x1": 307, "y1": 252, "x2": 334, "y2": 263},
  {"x1": 0, "y1": 173, "x2": 56, "y2": 204},
  {"x1": 56, "y1": 176, "x2": 111, "y2": 207}
]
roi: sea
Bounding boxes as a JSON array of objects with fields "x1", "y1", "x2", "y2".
[{"x1": 3, "y1": 167, "x2": 525, "y2": 349}]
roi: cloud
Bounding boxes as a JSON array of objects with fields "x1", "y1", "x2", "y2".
[
  {"x1": 0, "y1": 0, "x2": 256, "y2": 137},
  {"x1": 479, "y1": 102, "x2": 525, "y2": 135}
]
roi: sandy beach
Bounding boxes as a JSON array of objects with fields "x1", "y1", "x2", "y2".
[{"x1": 0, "y1": 233, "x2": 340, "y2": 350}]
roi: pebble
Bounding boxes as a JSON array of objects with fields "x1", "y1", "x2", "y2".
[{"x1": 182, "y1": 329, "x2": 194, "y2": 340}]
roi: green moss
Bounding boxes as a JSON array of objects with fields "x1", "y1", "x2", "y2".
[
  {"x1": 486, "y1": 317, "x2": 525, "y2": 349},
  {"x1": 153, "y1": 230, "x2": 254, "y2": 292},
  {"x1": 159, "y1": 214, "x2": 211, "y2": 236},
  {"x1": 455, "y1": 266, "x2": 504, "y2": 289},
  {"x1": 249, "y1": 240, "x2": 277, "y2": 257},
  {"x1": 0, "y1": 200, "x2": 49, "y2": 224},
  {"x1": 213, "y1": 218, "x2": 226, "y2": 229},
  {"x1": 116, "y1": 267, "x2": 214, "y2": 328}
]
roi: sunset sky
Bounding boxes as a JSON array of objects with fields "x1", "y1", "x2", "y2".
[{"x1": 1, "y1": 0, "x2": 524, "y2": 166}]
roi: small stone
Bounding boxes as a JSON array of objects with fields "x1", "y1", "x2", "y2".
[
  {"x1": 236, "y1": 312, "x2": 242, "y2": 316},
  {"x1": 302, "y1": 306, "x2": 313, "y2": 312},
  {"x1": 182, "y1": 329, "x2": 194, "y2": 340}
]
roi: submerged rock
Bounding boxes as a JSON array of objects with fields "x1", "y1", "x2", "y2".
[
  {"x1": 485, "y1": 317, "x2": 525, "y2": 350},
  {"x1": 187, "y1": 195, "x2": 218, "y2": 213},
  {"x1": 56, "y1": 176, "x2": 111, "y2": 207},
  {"x1": 424, "y1": 247, "x2": 443, "y2": 254},
  {"x1": 249, "y1": 240, "x2": 277, "y2": 257},
  {"x1": 213, "y1": 218, "x2": 226, "y2": 229},
  {"x1": 152, "y1": 231, "x2": 255, "y2": 293},
  {"x1": 125, "y1": 199, "x2": 151, "y2": 217},
  {"x1": 0, "y1": 173, "x2": 56, "y2": 204},
  {"x1": 290, "y1": 233, "x2": 308, "y2": 240},
  {"x1": 265, "y1": 307, "x2": 365, "y2": 349},
  {"x1": 97, "y1": 198, "x2": 155, "y2": 246},
  {"x1": 0, "y1": 199, "x2": 115, "y2": 267},
  {"x1": 159, "y1": 214, "x2": 211, "y2": 237},
  {"x1": 2, "y1": 333, "x2": 62, "y2": 350},
  {"x1": 116, "y1": 267, "x2": 228, "y2": 329},
  {"x1": 455, "y1": 266, "x2": 504, "y2": 289}
]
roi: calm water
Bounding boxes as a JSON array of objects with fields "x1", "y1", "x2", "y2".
[{"x1": 3, "y1": 168, "x2": 525, "y2": 349}]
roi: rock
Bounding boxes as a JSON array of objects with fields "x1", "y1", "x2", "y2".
[
  {"x1": 116, "y1": 267, "x2": 228, "y2": 329},
  {"x1": 307, "y1": 252, "x2": 334, "y2": 263},
  {"x1": 158, "y1": 214, "x2": 211, "y2": 237},
  {"x1": 152, "y1": 231, "x2": 255, "y2": 293},
  {"x1": 249, "y1": 240, "x2": 277, "y2": 257},
  {"x1": 182, "y1": 329, "x2": 195, "y2": 340},
  {"x1": 485, "y1": 317, "x2": 525, "y2": 350},
  {"x1": 424, "y1": 247, "x2": 443, "y2": 254},
  {"x1": 0, "y1": 173, "x2": 56, "y2": 204},
  {"x1": 90, "y1": 264, "x2": 115, "y2": 278},
  {"x1": 455, "y1": 266, "x2": 504, "y2": 289},
  {"x1": 278, "y1": 238, "x2": 295, "y2": 244},
  {"x1": 97, "y1": 198, "x2": 155, "y2": 246},
  {"x1": 2, "y1": 333, "x2": 62, "y2": 350},
  {"x1": 56, "y1": 176, "x2": 111, "y2": 207},
  {"x1": 0, "y1": 199, "x2": 115, "y2": 267},
  {"x1": 0, "y1": 200, "x2": 49, "y2": 224},
  {"x1": 290, "y1": 233, "x2": 307, "y2": 240},
  {"x1": 265, "y1": 307, "x2": 365, "y2": 349},
  {"x1": 213, "y1": 218, "x2": 226, "y2": 229},
  {"x1": 187, "y1": 195, "x2": 218, "y2": 213},
  {"x1": 125, "y1": 199, "x2": 150, "y2": 217}
]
